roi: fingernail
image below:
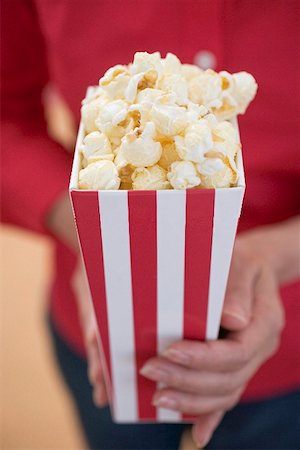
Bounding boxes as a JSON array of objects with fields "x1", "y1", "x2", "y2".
[
  {"x1": 195, "y1": 434, "x2": 211, "y2": 448},
  {"x1": 93, "y1": 389, "x2": 103, "y2": 407},
  {"x1": 152, "y1": 396, "x2": 178, "y2": 409},
  {"x1": 163, "y1": 348, "x2": 190, "y2": 365},
  {"x1": 222, "y1": 308, "x2": 248, "y2": 325},
  {"x1": 140, "y1": 364, "x2": 169, "y2": 381}
]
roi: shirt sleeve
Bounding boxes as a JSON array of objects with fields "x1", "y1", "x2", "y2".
[{"x1": 1, "y1": 0, "x2": 73, "y2": 235}]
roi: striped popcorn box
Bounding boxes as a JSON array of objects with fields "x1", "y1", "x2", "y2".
[{"x1": 70, "y1": 114, "x2": 245, "y2": 424}]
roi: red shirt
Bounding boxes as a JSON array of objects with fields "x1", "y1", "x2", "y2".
[{"x1": 1, "y1": 0, "x2": 300, "y2": 401}]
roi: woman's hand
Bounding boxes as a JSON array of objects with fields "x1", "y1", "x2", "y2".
[
  {"x1": 140, "y1": 218, "x2": 300, "y2": 447},
  {"x1": 72, "y1": 259, "x2": 108, "y2": 407}
]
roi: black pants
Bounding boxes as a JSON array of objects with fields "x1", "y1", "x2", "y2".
[{"x1": 49, "y1": 317, "x2": 300, "y2": 450}]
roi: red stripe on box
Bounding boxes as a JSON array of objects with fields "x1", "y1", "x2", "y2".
[
  {"x1": 71, "y1": 191, "x2": 112, "y2": 392},
  {"x1": 183, "y1": 190, "x2": 215, "y2": 341},
  {"x1": 183, "y1": 189, "x2": 215, "y2": 421},
  {"x1": 128, "y1": 191, "x2": 157, "y2": 420}
]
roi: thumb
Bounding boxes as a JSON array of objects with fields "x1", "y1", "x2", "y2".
[
  {"x1": 192, "y1": 411, "x2": 224, "y2": 448},
  {"x1": 221, "y1": 250, "x2": 257, "y2": 331}
]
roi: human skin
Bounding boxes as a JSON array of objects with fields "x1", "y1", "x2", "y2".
[{"x1": 47, "y1": 194, "x2": 300, "y2": 447}]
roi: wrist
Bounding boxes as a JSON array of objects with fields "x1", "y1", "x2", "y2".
[{"x1": 238, "y1": 216, "x2": 300, "y2": 285}]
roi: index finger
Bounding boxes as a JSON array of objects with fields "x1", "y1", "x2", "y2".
[{"x1": 162, "y1": 339, "x2": 247, "y2": 372}]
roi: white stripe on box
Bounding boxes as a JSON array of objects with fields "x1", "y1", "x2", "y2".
[
  {"x1": 157, "y1": 190, "x2": 186, "y2": 422},
  {"x1": 98, "y1": 191, "x2": 138, "y2": 422},
  {"x1": 206, "y1": 188, "x2": 244, "y2": 340}
]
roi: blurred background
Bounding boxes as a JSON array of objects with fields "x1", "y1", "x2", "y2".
[{"x1": 1, "y1": 224, "x2": 86, "y2": 448}]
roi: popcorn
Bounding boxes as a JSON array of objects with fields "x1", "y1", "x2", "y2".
[
  {"x1": 125, "y1": 71, "x2": 159, "y2": 103},
  {"x1": 158, "y1": 74, "x2": 189, "y2": 105},
  {"x1": 81, "y1": 90, "x2": 109, "y2": 133},
  {"x1": 81, "y1": 131, "x2": 114, "y2": 166},
  {"x1": 95, "y1": 100, "x2": 128, "y2": 131},
  {"x1": 188, "y1": 68, "x2": 257, "y2": 120},
  {"x1": 188, "y1": 69, "x2": 223, "y2": 109},
  {"x1": 79, "y1": 160, "x2": 120, "y2": 190},
  {"x1": 136, "y1": 88, "x2": 165, "y2": 104},
  {"x1": 186, "y1": 103, "x2": 209, "y2": 122},
  {"x1": 197, "y1": 157, "x2": 226, "y2": 176},
  {"x1": 181, "y1": 63, "x2": 203, "y2": 81},
  {"x1": 119, "y1": 121, "x2": 162, "y2": 167},
  {"x1": 158, "y1": 140, "x2": 180, "y2": 170},
  {"x1": 99, "y1": 65, "x2": 130, "y2": 100},
  {"x1": 168, "y1": 161, "x2": 201, "y2": 189},
  {"x1": 132, "y1": 165, "x2": 171, "y2": 190},
  {"x1": 95, "y1": 100, "x2": 133, "y2": 147},
  {"x1": 231, "y1": 72, "x2": 258, "y2": 114},
  {"x1": 197, "y1": 153, "x2": 238, "y2": 188},
  {"x1": 211, "y1": 121, "x2": 240, "y2": 158},
  {"x1": 79, "y1": 51, "x2": 257, "y2": 191},
  {"x1": 130, "y1": 51, "x2": 163, "y2": 78},
  {"x1": 162, "y1": 53, "x2": 182, "y2": 75},
  {"x1": 175, "y1": 121, "x2": 213, "y2": 163},
  {"x1": 151, "y1": 103, "x2": 188, "y2": 137}
]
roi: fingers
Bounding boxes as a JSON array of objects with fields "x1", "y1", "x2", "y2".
[
  {"x1": 140, "y1": 357, "x2": 245, "y2": 396},
  {"x1": 72, "y1": 259, "x2": 109, "y2": 408},
  {"x1": 192, "y1": 411, "x2": 224, "y2": 448},
  {"x1": 93, "y1": 382, "x2": 108, "y2": 407},
  {"x1": 86, "y1": 328, "x2": 109, "y2": 407},
  {"x1": 87, "y1": 338, "x2": 103, "y2": 385},
  {"x1": 88, "y1": 348, "x2": 109, "y2": 407},
  {"x1": 152, "y1": 387, "x2": 242, "y2": 415},
  {"x1": 253, "y1": 267, "x2": 285, "y2": 333},
  {"x1": 228, "y1": 268, "x2": 284, "y2": 367},
  {"x1": 161, "y1": 339, "x2": 249, "y2": 372},
  {"x1": 221, "y1": 242, "x2": 258, "y2": 331}
]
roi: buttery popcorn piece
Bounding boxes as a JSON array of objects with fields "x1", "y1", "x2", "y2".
[
  {"x1": 162, "y1": 53, "x2": 182, "y2": 75},
  {"x1": 158, "y1": 73, "x2": 189, "y2": 106},
  {"x1": 81, "y1": 131, "x2": 114, "y2": 166},
  {"x1": 188, "y1": 69, "x2": 223, "y2": 109},
  {"x1": 81, "y1": 90, "x2": 109, "y2": 133},
  {"x1": 211, "y1": 121, "x2": 240, "y2": 158},
  {"x1": 120, "y1": 121, "x2": 162, "y2": 167},
  {"x1": 130, "y1": 51, "x2": 163, "y2": 78},
  {"x1": 99, "y1": 65, "x2": 130, "y2": 100},
  {"x1": 95, "y1": 100, "x2": 133, "y2": 147},
  {"x1": 79, "y1": 160, "x2": 120, "y2": 190},
  {"x1": 132, "y1": 165, "x2": 171, "y2": 190},
  {"x1": 197, "y1": 154, "x2": 238, "y2": 188},
  {"x1": 151, "y1": 103, "x2": 188, "y2": 137},
  {"x1": 231, "y1": 72, "x2": 258, "y2": 114},
  {"x1": 168, "y1": 161, "x2": 201, "y2": 189},
  {"x1": 158, "y1": 140, "x2": 181, "y2": 170},
  {"x1": 181, "y1": 63, "x2": 203, "y2": 81},
  {"x1": 175, "y1": 121, "x2": 213, "y2": 163}
]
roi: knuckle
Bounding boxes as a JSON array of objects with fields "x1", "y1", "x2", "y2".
[
  {"x1": 223, "y1": 375, "x2": 241, "y2": 394},
  {"x1": 168, "y1": 370, "x2": 183, "y2": 387},
  {"x1": 178, "y1": 394, "x2": 199, "y2": 414},
  {"x1": 234, "y1": 346, "x2": 250, "y2": 369}
]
